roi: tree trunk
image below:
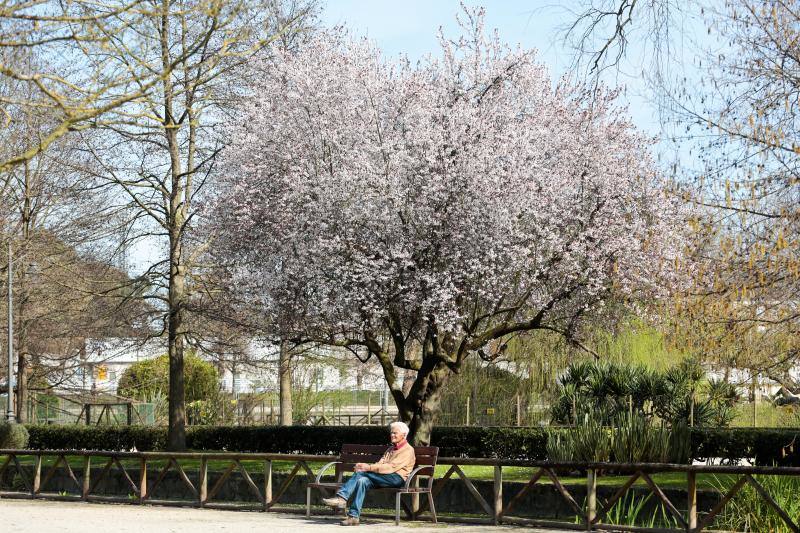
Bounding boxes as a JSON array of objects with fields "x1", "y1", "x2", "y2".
[
  {"x1": 404, "y1": 363, "x2": 451, "y2": 446},
  {"x1": 162, "y1": 0, "x2": 187, "y2": 450},
  {"x1": 15, "y1": 161, "x2": 31, "y2": 423},
  {"x1": 167, "y1": 246, "x2": 187, "y2": 450},
  {"x1": 401, "y1": 368, "x2": 416, "y2": 397},
  {"x1": 15, "y1": 354, "x2": 26, "y2": 422},
  {"x1": 279, "y1": 340, "x2": 292, "y2": 425},
  {"x1": 165, "y1": 128, "x2": 187, "y2": 449}
]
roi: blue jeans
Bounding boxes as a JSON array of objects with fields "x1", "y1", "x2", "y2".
[{"x1": 337, "y1": 471, "x2": 404, "y2": 518}]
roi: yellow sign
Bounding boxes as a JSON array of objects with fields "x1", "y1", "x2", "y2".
[
  {"x1": 97, "y1": 366, "x2": 108, "y2": 380},
  {"x1": 485, "y1": 408, "x2": 495, "y2": 415}
]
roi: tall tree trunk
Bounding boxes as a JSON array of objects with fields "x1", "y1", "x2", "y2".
[
  {"x1": 403, "y1": 363, "x2": 451, "y2": 446},
  {"x1": 15, "y1": 161, "x2": 32, "y2": 423},
  {"x1": 161, "y1": 0, "x2": 188, "y2": 451},
  {"x1": 15, "y1": 354, "x2": 26, "y2": 422},
  {"x1": 279, "y1": 340, "x2": 292, "y2": 425},
  {"x1": 167, "y1": 243, "x2": 187, "y2": 450},
  {"x1": 164, "y1": 101, "x2": 187, "y2": 450}
]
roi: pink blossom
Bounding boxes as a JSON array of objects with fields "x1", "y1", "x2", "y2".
[{"x1": 208, "y1": 9, "x2": 686, "y2": 364}]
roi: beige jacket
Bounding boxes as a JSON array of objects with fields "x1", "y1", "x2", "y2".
[{"x1": 367, "y1": 443, "x2": 416, "y2": 479}]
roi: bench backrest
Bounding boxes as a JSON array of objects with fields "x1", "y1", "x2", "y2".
[{"x1": 335, "y1": 443, "x2": 439, "y2": 481}]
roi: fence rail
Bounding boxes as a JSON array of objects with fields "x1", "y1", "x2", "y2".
[{"x1": 0, "y1": 449, "x2": 798, "y2": 531}]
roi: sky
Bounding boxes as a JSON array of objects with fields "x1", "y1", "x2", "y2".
[
  {"x1": 319, "y1": 0, "x2": 662, "y2": 136},
  {"x1": 321, "y1": 1, "x2": 567, "y2": 66},
  {"x1": 129, "y1": 1, "x2": 690, "y2": 274}
]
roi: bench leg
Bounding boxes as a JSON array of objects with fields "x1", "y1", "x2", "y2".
[
  {"x1": 427, "y1": 492, "x2": 437, "y2": 524},
  {"x1": 395, "y1": 493, "x2": 401, "y2": 526},
  {"x1": 306, "y1": 487, "x2": 311, "y2": 517}
]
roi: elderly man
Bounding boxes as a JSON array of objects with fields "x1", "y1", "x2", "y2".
[{"x1": 322, "y1": 421, "x2": 416, "y2": 526}]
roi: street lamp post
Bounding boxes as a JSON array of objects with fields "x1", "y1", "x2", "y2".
[{"x1": 6, "y1": 239, "x2": 14, "y2": 422}]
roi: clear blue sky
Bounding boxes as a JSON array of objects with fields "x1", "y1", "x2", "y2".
[
  {"x1": 320, "y1": 1, "x2": 659, "y2": 135},
  {"x1": 321, "y1": 1, "x2": 568, "y2": 67}
]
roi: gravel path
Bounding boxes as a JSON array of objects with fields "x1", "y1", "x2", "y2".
[{"x1": 0, "y1": 498, "x2": 567, "y2": 533}]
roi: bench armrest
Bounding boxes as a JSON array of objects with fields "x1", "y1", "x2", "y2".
[
  {"x1": 314, "y1": 461, "x2": 342, "y2": 484},
  {"x1": 403, "y1": 466, "x2": 435, "y2": 490}
]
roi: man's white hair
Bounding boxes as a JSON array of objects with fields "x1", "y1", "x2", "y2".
[{"x1": 390, "y1": 421, "x2": 410, "y2": 436}]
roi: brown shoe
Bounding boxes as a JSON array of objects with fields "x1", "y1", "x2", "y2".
[
  {"x1": 340, "y1": 516, "x2": 360, "y2": 526},
  {"x1": 322, "y1": 495, "x2": 347, "y2": 509}
]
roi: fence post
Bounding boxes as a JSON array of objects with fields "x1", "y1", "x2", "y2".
[
  {"x1": 199, "y1": 458, "x2": 208, "y2": 507},
  {"x1": 265, "y1": 460, "x2": 273, "y2": 508},
  {"x1": 465, "y1": 396, "x2": 470, "y2": 426},
  {"x1": 32, "y1": 454, "x2": 41, "y2": 496},
  {"x1": 139, "y1": 457, "x2": 147, "y2": 503},
  {"x1": 82, "y1": 456, "x2": 91, "y2": 500},
  {"x1": 85, "y1": 404, "x2": 91, "y2": 425},
  {"x1": 586, "y1": 468, "x2": 597, "y2": 531},
  {"x1": 493, "y1": 464, "x2": 503, "y2": 525},
  {"x1": 367, "y1": 395, "x2": 372, "y2": 425},
  {"x1": 515, "y1": 395, "x2": 521, "y2": 426},
  {"x1": 126, "y1": 403, "x2": 133, "y2": 425},
  {"x1": 688, "y1": 471, "x2": 697, "y2": 532}
]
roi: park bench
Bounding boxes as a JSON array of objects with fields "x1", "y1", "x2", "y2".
[{"x1": 306, "y1": 443, "x2": 439, "y2": 525}]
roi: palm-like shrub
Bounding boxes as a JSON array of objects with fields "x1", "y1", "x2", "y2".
[
  {"x1": 547, "y1": 413, "x2": 611, "y2": 462},
  {"x1": 551, "y1": 359, "x2": 737, "y2": 428},
  {"x1": 611, "y1": 412, "x2": 670, "y2": 463},
  {"x1": 548, "y1": 411, "x2": 691, "y2": 464}
]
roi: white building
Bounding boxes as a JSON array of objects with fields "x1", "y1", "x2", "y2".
[
  {"x1": 50, "y1": 337, "x2": 386, "y2": 397},
  {"x1": 59, "y1": 338, "x2": 166, "y2": 394}
]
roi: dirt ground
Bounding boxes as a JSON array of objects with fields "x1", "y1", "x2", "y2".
[{"x1": 0, "y1": 498, "x2": 567, "y2": 533}]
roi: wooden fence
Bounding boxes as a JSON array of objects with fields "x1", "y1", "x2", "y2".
[{"x1": 0, "y1": 449, "x2": 798, "y2": 532}]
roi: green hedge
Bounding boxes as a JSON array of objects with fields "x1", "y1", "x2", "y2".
[
  {"x1": 691, "y1": 427, "x2": 800, "y2": 467},
  {"x1": 20, "y1": 424, "x2": 800, "y2": 466},
  {"x1": 27, "y1": 425, "x2": 168, "y2": 452},
  {"x1": 24, "y1": 425, "x2": 548, "y2": 459}
]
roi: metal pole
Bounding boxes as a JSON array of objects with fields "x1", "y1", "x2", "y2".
[{"x1": 6, "y1": 239, "x2": 14, "y2": 422}]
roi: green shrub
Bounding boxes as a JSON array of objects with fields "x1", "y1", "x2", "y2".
[
  {"x1": 0, "y1": 421, "x2": 29, "y2": 449},
  {"x1": 187, "y1": 400, "x2": 220, "y2": 425},
  {"x1": 117, "y1": 351, "x2": 220, "y2": 406},
  {"x1": 24, "y1": 424, "x2": 549, "y2": 458},
  {"x1": 692, "y1": 427, "x2": 800, "y2": 466},
  {"x1": 547, "y1": 414, "x2": 611, "y2": 462},
  {"x1": 611, "y1": 413, "x2": 670, "y2": 463},
  {"x1": 186, "y1": 425, "x2": 550, "y2": 459},
  {"x1": 552, "y1": 359, "x2": 738, "y2": 427},
  {"x1": 27, "y1": 424, "x2": 166, "y2": 451},
  {"x1": 667, "y1": 421, "x2": 692, "y2": 464}
]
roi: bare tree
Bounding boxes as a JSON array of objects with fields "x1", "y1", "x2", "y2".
[
  {"x1": 559, "y1": 0, "x2": 691, "y2": 77},
  {"x1": 75, "y1": 0, "x2": 316, "y2": 449},
  {"x1": 0, "y1": 0, "x2": 199, "y2": 172},
  {"x1": 564, "y1": 0, "x2": 800, "y2": 381},
  {"x1": 0, "y1": 74, "x2": 150, "y2": 419}
]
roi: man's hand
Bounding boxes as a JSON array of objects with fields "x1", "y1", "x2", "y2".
[{"x1": 354, "y1": 463, "x2": 370, "y2": 472}]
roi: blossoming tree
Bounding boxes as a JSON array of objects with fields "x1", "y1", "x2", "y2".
[{"x1": 208, "y1": 8, "x2": 685, "y2": 444}]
